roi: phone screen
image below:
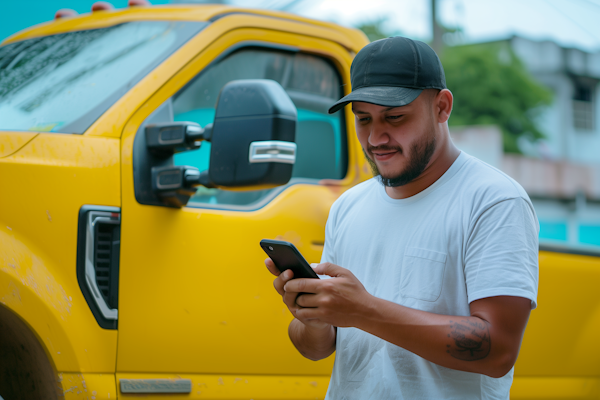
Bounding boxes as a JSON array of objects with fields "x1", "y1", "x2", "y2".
[{"x1": 260, "y1": 239, "x2": 319, "y2": 279}]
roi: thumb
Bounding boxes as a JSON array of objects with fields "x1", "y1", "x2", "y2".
[{"x1": 314, "y1": 262, "x2": 346, "y2": 277}]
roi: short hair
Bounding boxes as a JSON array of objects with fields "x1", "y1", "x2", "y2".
[{"x1": 424, "y1": 88, "x2": 441, "y2": 103}]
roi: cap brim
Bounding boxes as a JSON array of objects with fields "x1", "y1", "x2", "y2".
[{"x1": 328, "y1": 86, "x2": 423, "y2": 114}]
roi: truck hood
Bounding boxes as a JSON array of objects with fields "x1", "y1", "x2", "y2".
[{"x1": 0, "y1": 131, "x2": 38, "y2": 158}]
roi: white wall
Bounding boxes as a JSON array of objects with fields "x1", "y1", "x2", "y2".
[
  {"x1": 510, "y1": 37, "x2": 600, "y2": 166},
  {"x1": 449, "y1": 125, "x2": 503, "y2": 168}
]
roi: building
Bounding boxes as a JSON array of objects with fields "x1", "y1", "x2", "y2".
[{"x1": 450, "y1": 36, "x2": 600, "y2": 249}]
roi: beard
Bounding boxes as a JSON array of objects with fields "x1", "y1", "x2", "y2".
[{"x1": 364, "y1": 130, "x2": 436, "y2": 187}]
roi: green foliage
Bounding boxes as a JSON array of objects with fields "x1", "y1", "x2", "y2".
[
  {"x1": 356, "y1": 18, "x2": 401, "y2": 42},
  {"x1": 442, "y1": 43, "x2": 553, "y2": 153}
]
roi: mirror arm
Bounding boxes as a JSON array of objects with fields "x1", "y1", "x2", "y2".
[
  {"x1": 197, "y1": 170, "x2": 215, "y2": 189},
  {"x1": 185, "y1": 123, "x2": 212, "y2": 145},
  {"x1": 146, "y1": 122, "x2": 212, "y2": 157},
  {"x1": 151, "y1": 165, "x2": 215, "y2": 208},
  {"x1": 182, "y1": 169, "x2": 214, "y2": 189}
]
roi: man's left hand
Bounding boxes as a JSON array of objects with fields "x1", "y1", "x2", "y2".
[{"x1": 284, "y1": 262, "x2": 372, "y2": 328}]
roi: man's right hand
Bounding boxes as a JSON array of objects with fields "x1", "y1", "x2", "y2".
[
  {"x1": 265, "y1": 257, "x2": 336, "y2": 361},
  {"x1": 264, "y1": 258, "x2": 330, "y2": 329}
]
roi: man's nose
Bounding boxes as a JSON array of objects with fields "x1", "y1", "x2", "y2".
[{"x1": 368, "y1": 121, "x2": 390, "y2": 147}]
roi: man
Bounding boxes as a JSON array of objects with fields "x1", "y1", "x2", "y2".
[{"x1": 265, "y1": 37, "x2": 538, "y2": 399}]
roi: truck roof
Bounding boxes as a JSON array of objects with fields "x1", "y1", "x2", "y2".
[{"x1": 3, "y1": 4, "x2": 368, "y2": 52}]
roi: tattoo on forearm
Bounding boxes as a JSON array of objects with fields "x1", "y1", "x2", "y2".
[{"x1": 446, "y1": 318, "x2": 491, "y2": 361}]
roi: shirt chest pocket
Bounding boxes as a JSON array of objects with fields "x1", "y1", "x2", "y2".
[{"x1": 399, "y1": 247, "x2": 447, "y2": 302}]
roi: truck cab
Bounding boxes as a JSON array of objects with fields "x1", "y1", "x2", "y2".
[
  {"x1": 0, "y1": 4, "x2": 599, "y2": 400},
  {"x1": 0, "y1": 5, "x2": 372, "y2": 399}
]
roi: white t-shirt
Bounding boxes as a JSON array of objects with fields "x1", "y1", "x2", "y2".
[{"x1": 321, "y1": 152, "x2": 539, "y2": 400}]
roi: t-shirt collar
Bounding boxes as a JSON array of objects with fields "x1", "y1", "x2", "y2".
[{"x1": 377, "y1": 151, "x2": 469, "y2": 205}]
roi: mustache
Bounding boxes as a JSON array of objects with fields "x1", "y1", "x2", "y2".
[{"x1": 366, "y1": 144, "x2": 403, "y2": 155}]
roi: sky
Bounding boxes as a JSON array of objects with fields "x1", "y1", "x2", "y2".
[
  {"x1": 2, "y1": 0, "x2": 600, "y2": 52},
  {"x1": 247, "y1": 0, "x2": 600, "y2": 52}
]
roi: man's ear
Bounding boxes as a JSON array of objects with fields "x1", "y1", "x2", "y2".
[{"x1": 436, "y1": 89, "x2": 453, "y2": 123}]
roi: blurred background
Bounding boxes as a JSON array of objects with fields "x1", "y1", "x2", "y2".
[{"x1": 2, "y1": 0, "x2": 600, "y2": 250}]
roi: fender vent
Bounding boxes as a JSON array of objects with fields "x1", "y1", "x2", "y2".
[
  {"x1": 76, "y1": 206, "x2": 120, "y2": 330},
  {"x1": 94, "y1": 222, "x2": 120, "y2": 309}
]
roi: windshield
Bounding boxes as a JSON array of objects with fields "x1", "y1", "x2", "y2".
[{"x1": 0, "y1": 21, "x2": 206, "y2": 134}]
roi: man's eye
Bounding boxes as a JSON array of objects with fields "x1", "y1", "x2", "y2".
[
  {"x1": 359, "y1": 117, "x2": 371, "y2": 122},
  {"x1": 387, "y1": 115, "x2": 403, "y2": 120}
]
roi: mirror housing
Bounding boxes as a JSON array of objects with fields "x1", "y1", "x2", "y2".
[{"x1": 207, "y1": 79, "x2": 297, "y2": 188}]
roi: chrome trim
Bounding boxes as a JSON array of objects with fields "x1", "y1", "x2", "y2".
[
  {"x1": 120, "y1": 379, "x2": 192, "y2": 393},
  {"x1": 85, "y1": 211, "x2": 119, "y2": 321},
  {"x1": 186, "y1": 125, "x2": 203, "y2": 134},
  {"x1": 248, "y1": 140, "x2": 296, "y2": 164}
]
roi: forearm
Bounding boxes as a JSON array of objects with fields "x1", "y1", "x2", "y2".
[
  {"x1": 356, "y1": 297, "x2": 516, "y2": 378},
  {"x1": 288, "y1": 319, "x2": 336, "y2": 361}
]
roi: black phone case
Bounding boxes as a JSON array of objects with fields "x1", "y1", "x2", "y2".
[{"x1": 260, "y1": 239, "x2": 319, "y2": 279}]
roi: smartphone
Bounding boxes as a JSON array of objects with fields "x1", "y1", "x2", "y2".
[{"x1": 260, "y1": 239, "x2": 320, "y2": 279}]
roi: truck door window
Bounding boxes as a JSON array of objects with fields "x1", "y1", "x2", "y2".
[
  {"x1": 172, "y1": 47, "x2": 347, "y2": 209},
  {"x1": 0, "y1": 21, "x2": 205, "y2": 134}
]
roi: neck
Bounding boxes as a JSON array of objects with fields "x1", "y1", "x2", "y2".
[{"x1": 384, "y1": 128, "x2": 460, "y2": 200}]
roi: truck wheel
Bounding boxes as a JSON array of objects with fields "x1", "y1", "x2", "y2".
[{"x1": 0, "y1": 306, "x2": 60, "y2": 400}]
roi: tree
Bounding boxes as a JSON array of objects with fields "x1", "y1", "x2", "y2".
[
  {"x1": 356, "y1": 18, "x2": 401, "y2": 42},
  {"x1": 442, "y1": 43, "x2": 553, "y2": 153}
]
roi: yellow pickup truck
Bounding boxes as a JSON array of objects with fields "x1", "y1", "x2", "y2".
[{"x1": 0, "y1": 4, "x2": 598, "y2": 399}]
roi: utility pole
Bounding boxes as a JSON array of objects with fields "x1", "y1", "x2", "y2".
[{"x1": 431, "y1": 0, "x2": 444, "y2": 55}]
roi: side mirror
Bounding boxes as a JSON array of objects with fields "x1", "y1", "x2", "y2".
[
  {"x1": 133, "y1": 80, "x2": 297, "y2": 209},
  {"x1": 206, "y1": 79, "x2": 297, "y2": 188}
]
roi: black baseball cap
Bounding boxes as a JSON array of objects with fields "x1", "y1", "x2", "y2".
[{"x1": 328, "y1": 37, "x2": 446, "y2": 114}]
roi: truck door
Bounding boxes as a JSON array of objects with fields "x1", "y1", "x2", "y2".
[{"x1": 117, "y1": 25, "x2": 362, "y2": 397}]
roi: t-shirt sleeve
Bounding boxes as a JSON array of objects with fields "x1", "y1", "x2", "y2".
[
  {"x1": 320, "y1": 202, "x2": 338, "y2": 265},
  {"x1": 465, "y1": 197, "x2": 539, "y2": 309}
]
